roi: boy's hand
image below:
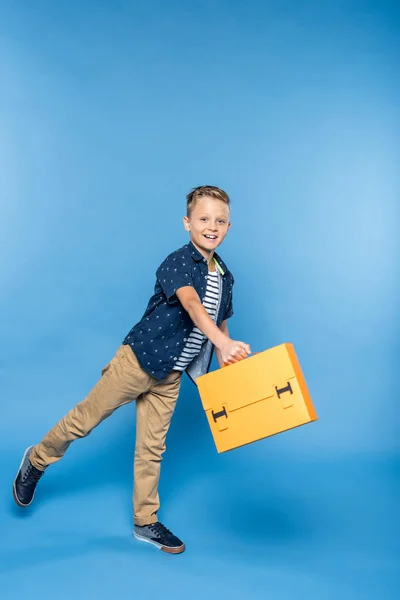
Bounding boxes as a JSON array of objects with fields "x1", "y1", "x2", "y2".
[{"x1": 218, "y1": 338, "x2": 251, "y2": 365}]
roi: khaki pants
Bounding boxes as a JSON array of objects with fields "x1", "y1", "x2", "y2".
[{"x1": 30, "y1": 344, "x2": 182, "y2": 526}]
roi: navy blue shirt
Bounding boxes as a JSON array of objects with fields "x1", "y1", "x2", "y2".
[{"x1": 123, "y1": 241, "x2": 234, "y2": 381}]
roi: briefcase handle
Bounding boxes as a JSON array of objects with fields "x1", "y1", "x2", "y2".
[{"x1": 222, "y1": 351, "x2": 260, "y2": 368}]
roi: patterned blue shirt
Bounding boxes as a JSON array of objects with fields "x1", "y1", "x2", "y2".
[{"x1": 123, "y1": 241, "x2": 234, "y2": 381}]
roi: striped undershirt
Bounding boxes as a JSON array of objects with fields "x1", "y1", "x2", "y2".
[{"x1": 173, "y1": 270, "x2": 220, "y2": 371}]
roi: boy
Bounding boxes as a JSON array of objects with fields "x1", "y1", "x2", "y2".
[{"x1": 13, "y1": 185, "x2": 251, "y2": 554}]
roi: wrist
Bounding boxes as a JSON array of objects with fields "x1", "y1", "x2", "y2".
[{"x1": 214, "y1": 330, "x2": 229, "y2": 350}]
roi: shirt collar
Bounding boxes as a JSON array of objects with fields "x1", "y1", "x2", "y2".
[{"x1": 187, "y1": 241, "x2": 228, "y2": 276}]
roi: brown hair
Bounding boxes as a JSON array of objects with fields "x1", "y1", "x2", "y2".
[{"x1": 186, "y1": 185, "x2": 230, "y2": 217}]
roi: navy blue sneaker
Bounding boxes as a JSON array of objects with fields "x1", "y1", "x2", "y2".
[
  {"x1": 133, "y1": 522, "x2": 185, "y2": 554},
  {"x1": 13, "y1": 446, "x2": 44, "y2": 507}
]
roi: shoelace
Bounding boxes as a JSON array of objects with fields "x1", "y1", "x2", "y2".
[
  {"x1": 148, "y1": 522, "x2": 172, "y2": 538},
  {"x1": 22, "y1": 464, "x2": 43, "y2": 485}
]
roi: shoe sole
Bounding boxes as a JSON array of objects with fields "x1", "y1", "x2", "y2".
[
  {"x1": 133, "y1": 531, "x2": 185, "y2": 554},
  {"x1": 12, "y1": 446, "x2": 35, "y2": 508}
]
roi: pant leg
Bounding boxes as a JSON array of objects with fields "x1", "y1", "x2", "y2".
[
  {"x1": 30, "y1": 345, "x2": 155, "y2": 470},
  {"x1": 133, "y1": 368, "x2": 182, "y2": 526}
]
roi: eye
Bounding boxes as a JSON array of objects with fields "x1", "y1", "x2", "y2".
[
  {"x1": 218, "y1": 220, "x2": 226, "y2": 224},
  {"x1": 200, "y1": 217, "x2": 207, "y2": 222}
]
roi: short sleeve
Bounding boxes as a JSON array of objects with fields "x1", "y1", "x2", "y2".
[{"x1": 156, "y1": 253, "x2": 194, "y2": 304}]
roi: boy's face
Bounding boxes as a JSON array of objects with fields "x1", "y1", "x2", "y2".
[{"x1": 183, "y1": 196, "x2": 231, "y2": 257}]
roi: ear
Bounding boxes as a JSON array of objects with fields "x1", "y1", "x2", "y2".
[{"x1": 183, "y1": 216, "x2": 190, "y2": 231}]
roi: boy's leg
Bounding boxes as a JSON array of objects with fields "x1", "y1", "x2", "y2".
[
  {"x1": 132, "y1": 369, "x2": 185, "y2": 552},
  {"x1": 133, "y1": 369, "x2": 182, "y2": 526},
  {"x1": 29, "y1": 345, "x2": 154, "y2": 470}
]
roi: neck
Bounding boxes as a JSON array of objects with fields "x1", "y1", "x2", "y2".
[{"x1": 208, "y1": 259, "x2": 216, "y2": 272}]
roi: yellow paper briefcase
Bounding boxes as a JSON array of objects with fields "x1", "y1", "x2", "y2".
[{"x1": 196, "y1": 343, "x2": 317, "y2": 453}]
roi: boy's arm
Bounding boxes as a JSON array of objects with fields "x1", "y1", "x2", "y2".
[
  {"x1": 176, "y1": 287, "x2": 250, "y2": 365},
  {"x1": 215, "y1": 320, "x2": 229, "y2": 368}
]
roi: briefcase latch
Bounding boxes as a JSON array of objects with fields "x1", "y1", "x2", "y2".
[
  {"x1": 275, "y1": 380, "x2": 295, "y2": 409},
  {"x1": 211, "y1": 406, "x2": 229, "y2": 431}
]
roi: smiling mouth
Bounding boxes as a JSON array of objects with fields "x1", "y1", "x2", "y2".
[{"x1": 203, "y1": 235, "x2": 218, "y2": 240}]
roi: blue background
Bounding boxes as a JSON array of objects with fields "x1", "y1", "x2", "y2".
[{"x1": 0, "y1": 0, "x2": 398, "y2": 598}]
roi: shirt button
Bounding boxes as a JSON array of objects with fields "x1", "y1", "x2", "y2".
[
  {"x1": 173, "y1": 357, "x2": 177, "y2": 361},
  {"x1": 183, "y1": 338, "x2": 187, "y2": 342}
]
